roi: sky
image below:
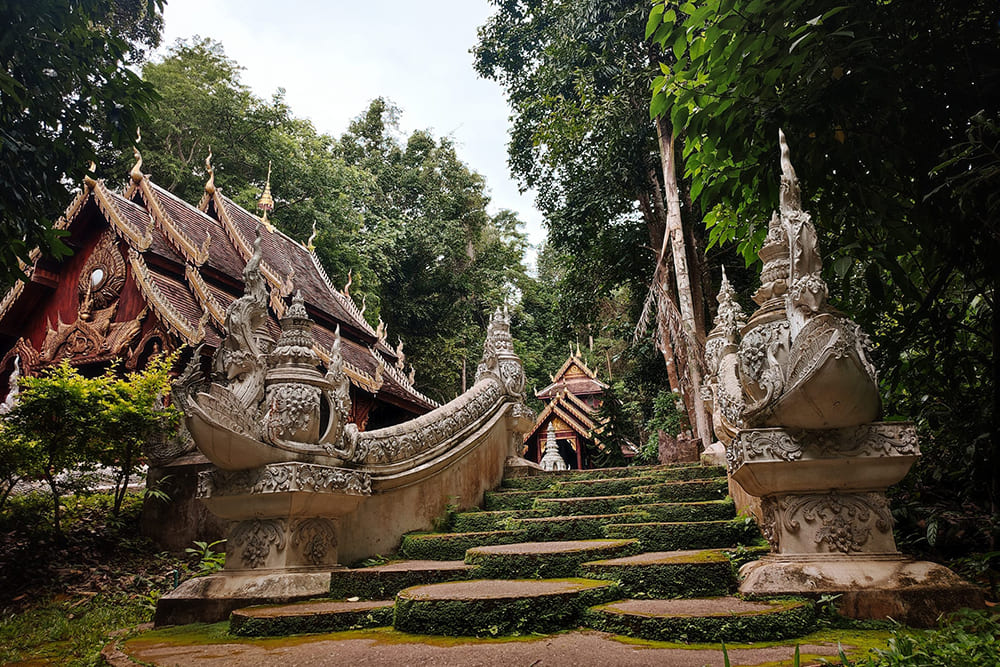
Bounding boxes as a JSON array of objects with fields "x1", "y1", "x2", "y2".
[{"x1": 158, "y1": 0, "x2": 546, "y2": 257}]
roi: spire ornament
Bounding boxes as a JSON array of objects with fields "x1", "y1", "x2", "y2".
[
  {"x1": 306, "y1": 221, "x2": 317, "y2": 252},
  {"x1": 204, "y1": 148, "x2": 216, "y2": 195},
  {"x1": 258, "y1": 161, "x2": 275, "y2": 231},
  {"x1": 130, "y1": 127, "x2": 143, "y2": 183}
]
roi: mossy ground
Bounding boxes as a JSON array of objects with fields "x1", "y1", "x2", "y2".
[
  {"x1": 400, "y1": 530, "x2": 529, "y2": 560},
  {"x1": 465, "y1": 540, "x2": 641, "y2": 579},
  {"x1": 619, "y1": 498, "x2": 737, "y2": 522},
  {"x1": 329, "y1": 565, "x2": 475, "y2": 600},
  {"x1": 230, "y1": 602, "x2": 394, "y2": 637},
  {"x1": 505, "y1": 512, "x2": 650, "y2": 541},
  {"x1": 604, "y1": 518, "x2": 760, "y2": 551},
  {"x1": 580, "y1": 550, "x2": 739, "y2": 598}
]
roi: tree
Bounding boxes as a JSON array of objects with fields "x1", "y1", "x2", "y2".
[
  {"x1": 475, "y1": 0, "x2": 717, "y2": 442},
  {"x1": 0, "y1": 0, "x2": 163, "y2": 283},
  {"x1": 3, "y1": 363, "x2": 104, "y2": 538},
  {"x1": 647, "y1": 0, "x2": 1000, "y2": 542}
]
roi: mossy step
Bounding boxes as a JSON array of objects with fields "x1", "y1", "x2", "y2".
[
  {"x1": 583, "y1": 596, "x2": 816, "y2": 643},
  {"x1": 506, "y1": 512, "x2": 650, "y2": 541},
  {"x1": 532, "y1": 493, "x2": 656, "y2": 517},
  {"x1": 400, "y1": 530, "x2": 529, "y2": 560},
  {"x1": 484, "y1": 490, "x2": 551, "y2": 511},
  {"x1": 500, "y1": 464, "x2": 703, "y2": 490},
  {"x1": 230, "y1": 599, "x2": 394, "y2": 637},
  {"x1": 394, "y1": 578, "x2": 619, "y2": 637},
  {"x1": 452, "y1": 509, "x2": 544, "y2": 532},
  {"x1": 619, "y1": 498, "x2": 736, "y2": 522},
  {"x1": 579, "y1": 549, "x2": 738, "y2": 598},
  {"x1": 631, "y1": 477, "x2": 729, "y2": 502},
  {"x1": 546, "y1": 477, "x2": 666, "y2": 498},
  {"x1": 465, "y1": 539, "x2": 641, "y2": 579},
  {"x1": 603, "y1": 519, "x2": 759, "y2": 551},
  {"x1": 329, "y1": 560, "x2": 476, "y2": 600}
]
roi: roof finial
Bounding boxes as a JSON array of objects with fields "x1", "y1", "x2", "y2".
[
  {"x1": 84, "y1": 161, "x2": 97, "y2": 188},
  {"x1": 130, "y1": 127, "x2": 143, "y2": 183},
  {"x1": 204, "y1": 147, "x2": 216, "y2": 195},
  {"x1": 342, "y1": 268, "x2": 352, "y2": 297},
  {"x1": 778, "y1": 129, "x2": 801, "y2": 214},
  {"x1": 258, "y1": 160, "x2": 274, "y2": 231},
  {"x1": 306, "y1": 220, "x2": 317, "y2": 252}
]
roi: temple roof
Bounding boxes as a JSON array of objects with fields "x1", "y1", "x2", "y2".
[
  {"x1": 535, "y1": 352, "x2": 608, "y2": 400},
  {"x1": 523, "y1": 387, "x2": 600, "y2": 446},
  {"x1": 0, "y1": 161, "x2": 437, "y2": 414}
]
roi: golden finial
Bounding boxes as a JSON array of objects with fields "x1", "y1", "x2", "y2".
[
  {"x1": 84, "y1": 161, "x2": 97, "y2": 188},
  {"x1": 342, "y1": 268, "x2": 353, "y2": 297},
  {"x1": 130, "y1": 127, "x2": 143, "y2": 183},
  {"x1": 204, "y1": 147, "x2": 216, "y2": 195},
  {"x1": 306, "y1": 221, "x2": 317, "y2": 252},
  {"x1": 258, "y1": 160, "x2": 274, "y2": 230}
]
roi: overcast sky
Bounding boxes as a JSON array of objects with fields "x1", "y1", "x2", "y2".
[{"x1": 159, "y1": 0, "x2": 545, "y2": 257}]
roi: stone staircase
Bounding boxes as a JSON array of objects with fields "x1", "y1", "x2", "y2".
[{"x1": 224, "y1": 463, "x2": 818, "y2": 642}]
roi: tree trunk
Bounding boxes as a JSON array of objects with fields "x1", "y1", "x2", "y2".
[
  {"x1": 46, "y1": 472, "x2": 62, "y2": 540},
  {"x1": 655, "y1": 117, "x2": 711, "y2": 449}
]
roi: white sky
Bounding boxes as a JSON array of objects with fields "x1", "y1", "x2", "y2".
[{"x1": 159, "y1": 0, "x2": 545, "y2": 259}]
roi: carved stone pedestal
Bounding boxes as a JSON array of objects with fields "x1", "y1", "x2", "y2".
[
  {"x1": 155, "y1": 462, "x2": 372, "y2": 625},
  {"x1": 730, "y1": 423, "x2": 983, "y2": 626}
]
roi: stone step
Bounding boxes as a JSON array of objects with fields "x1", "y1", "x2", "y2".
[
  {"x1": 394, "y1": 578, "x2": 619, "y2": 636},
  {"x1": 499, "y1": 464, "x2": 709, "y2": 491},
  {"x1": 506, "y1": 512, "x2": 650, "y2": 541},
  {"x1": 583, "y1": 596, "x2": 816, "y2": 643},
  {"x1": 229, "y1": 599, "x2": 394, "y2": 637},
  {"x1": 483, "y1": 489, "x2": 550, "y2": 511},
  {"x1": 631, "y1": 477, "x2": 730, "y2": 502},
  {"x1": 464, "y1": 539, "x2": 641, "y2": 579},
  {"x1": 579, "y1": 549, "x2": 738, "y2": 598},
  {"x1": 603, "y1": 519, "x2": 759, "y2": 551},
  {"x1": 329, "y1": 560, "x2": 476, "y2": 600},
  {"x1": 400, "y1": 530, "x2": 529, "y2": 560},
  {"x1": 547, "y1": 477, "x2": 666, "y2": 498},
  {"x1": 618, "y1": 498, "x2": 737, "y2": 522},
  {"x1": 532, "y1": 493, "x2": 656, "y2": 517},
  {"x1": 451, "y1": 509, "x2": 544, "y2": 532}
]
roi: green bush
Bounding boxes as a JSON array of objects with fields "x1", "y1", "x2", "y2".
[{"x1": 855, "y1": 610, "x2": 1000, "y2": 666}]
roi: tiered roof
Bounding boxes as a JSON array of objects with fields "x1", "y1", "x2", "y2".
[
  {"x1": 535, "y1": 352, "x2": 608, "y2": 400},
  {"x1": 0, "y1": 155, "x2": 437, "y2": 415}
]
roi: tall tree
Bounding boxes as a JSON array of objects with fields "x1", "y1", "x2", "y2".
[
  {"x1": 0, "y1": 0, "x2": 163, "y2": 282},
  {"x1": 475, "y1": 0, "x2": 714, "y2": 441},
  {"x1": 648, "y1": 0, "x2": 1000, "y2": 535}
]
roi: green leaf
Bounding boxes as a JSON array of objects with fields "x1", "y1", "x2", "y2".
[
  {"x1": 650, "y1": 91, "x2": 668, "y2": 119},
  {"x1": 645, "y1": 4, "x2": 665, "y2": 40}
]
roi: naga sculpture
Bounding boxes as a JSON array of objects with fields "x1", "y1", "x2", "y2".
[
  {"x1": 704, "y1": 131, "x2": 981, "y2": 624},
  {"x1": 161, "y1": 237, "x2": 536, "y2": 625}
]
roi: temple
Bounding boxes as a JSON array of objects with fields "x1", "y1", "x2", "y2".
[
  {"x1": 522, "y1": 349, "x2": 610, "y2": 468},
  {"x1": 0, "y1": 150, "x2": 438, "y2": 546}
]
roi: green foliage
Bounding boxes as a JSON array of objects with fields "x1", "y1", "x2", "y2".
[
  {"x1": 590, "y1": 382, "x2": 641, "y2": 468},
  {"x1": 853, "y1": 610, "x2": 1000, "y2": 666},
  {"x1": 638, "y1": 391, "x2": 687, "y2": 463},
  {"x1": 646, "y1": 0, "x2": 1000, "y2": 545},
  {"x1": 0, "y1": 0, "x2": 163, "y2": 283},
  {"x1": 0, "y1": 420, "x2": 34, "y2": 512},
  {"x1": 2, "y1": 357, "x2": 179, "y2": 535},
  {"x1": 184, "y1": 540, "x2": 226, "y2": 577}
]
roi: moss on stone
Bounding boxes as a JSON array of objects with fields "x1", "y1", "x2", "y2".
[
  {"x1": 532, "y1": 494, "x2": 654, "y2": 517},
  {"x1": 483, "y1": 490, "x2": 546, "y2": 511},
  {"x1": 579, "y1": 550, "x2": 738, "y2": 598},
  {"x1": 505, "y1": 513, "x2": 651, "y2": 542},
  {"x1": 630, "y1": 478, "x2": 730, "y2": 502},
  {"x1": 400, "y1": 530, "x2": 529, "y2": 561},
  {"x1": 465, "y1": 539, "x2": 641, "y2": 579},
  {"x1": 499, "y1": 476, "x2": 562, "y2": 491},
  {"x1": 329, "y1": 566, "x2": 475, "y2": 601},
  {"x1": 452, "y1": 509, "x2": 544, "y2": 533},
  {"x1": 655, "y1": 465, "x2": 727, "y2": 481},
  {"x1": 583, "y1": 597, "x2": 816, "y2": 643},
  {"x1": 393, "y1": 578, "x2": 619, "y2": 637},
  {"x1": 619, "y1": 498, "x2": 736, "y2": 523},
  {"x1": 603, "y1": 519, "x2": 759, "y2": 551},
  {"x1": 546, "y1": 477, "x2": 665, "y2": 498},
  {"x1": 230, "y1": 601, "x2": 394, "y2": 637}
]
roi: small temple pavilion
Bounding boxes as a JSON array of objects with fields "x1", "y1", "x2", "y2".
[{"x1": 522, "y1": 349, "x2": 609, "y2": 469}]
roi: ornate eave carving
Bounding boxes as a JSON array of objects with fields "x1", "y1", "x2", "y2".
[
  {"x1": 92, "y1": 181, "x2": 153, "y2": 251},
  {"x1": 185, "y1": 265, "x2": 227, "y2": 328},
  {"x1": 138, "y1": 177, "x2": 210, "y2": 265},
  {"x1": 128, "y1": 249, "x2": 207, "y2": 345}
]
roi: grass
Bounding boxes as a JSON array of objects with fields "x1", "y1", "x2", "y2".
[{"x1": 0, "y1": 490, "x2": 188, "y2": 665}]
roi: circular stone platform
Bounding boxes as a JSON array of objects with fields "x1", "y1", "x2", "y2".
[
  {"x1": 584, "y1": 596, "x2": 816, "y2": 643},
  {"x1": 230, "y1": 599, "x2": 394, "y2": 637},
  {"x1": 465, "y1": 539, "x2": 640, "y2": 578},
  {"x1": 394, "y1": 578, "x2": 618, "y2": 636}
]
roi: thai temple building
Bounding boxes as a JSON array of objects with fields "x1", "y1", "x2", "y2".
[
  {"x1": 522, "y1": 349, "x2": 610, "y2": 469},
  {"x1": 0, "y1": 150, "x2": 437, "y2": 546}
]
